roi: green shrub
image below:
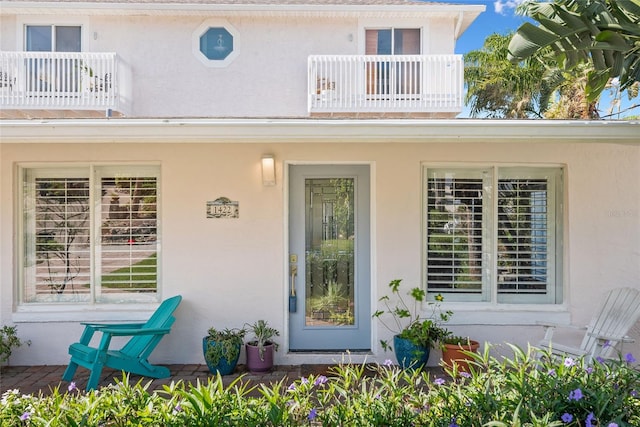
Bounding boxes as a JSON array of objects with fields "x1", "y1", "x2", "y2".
[
  {"x1": 0, "y1": 325, "x2": 30, "y2": 365},
  {"x1": 1, "y1": 345, "x2": 638, "y2": 426}
]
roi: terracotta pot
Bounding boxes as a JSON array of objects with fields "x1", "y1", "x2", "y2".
[
  {"x1": 245, "y1": 343, "x2": 275, "y2": 373},
  {"x1": 441, "y1": 339, "x2": 480, "y2": 373}
]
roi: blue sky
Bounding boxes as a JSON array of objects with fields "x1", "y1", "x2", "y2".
[
  {"x1": 447, "y1": 0, "x2": 638, "y2": 118},
  {"x1": 452, "y1": 0, "x2": 530, "y2": 55}
]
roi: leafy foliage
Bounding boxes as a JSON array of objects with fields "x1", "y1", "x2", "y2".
[
  {"x1": 245, "y1": 320, "x2": 279, "y2": 361},
  {"x1": 0, "y1": 326, "x2": 30, "y2": 365},
  {"x1": 372, "y1": 279, "x2": 452, "y2": 351},
  {"x1": 1, "y1": 346, "x2": 638, "y2": 426},
  {"x1": 509, "y1": 0, "x2": 640, "y2": 102},
  {"x1": 203, "y1": 327, "x2": 246, "y2": 367},
  {"x1": 464, "y1": 32, "x2": 554, "y2": 118}
]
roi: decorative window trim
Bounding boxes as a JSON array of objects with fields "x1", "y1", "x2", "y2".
[
  {"x1": 422, "y1": 163, "x2": 565, "y2": 305},
  {"x1": 192, "y1": 19, "x2": 240, "y2": 68}
]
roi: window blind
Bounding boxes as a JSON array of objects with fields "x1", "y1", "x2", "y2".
[
  {"x1": 497, "y1": 178, "x2": 549, "y2": 294},
  {"x1": 32, "y1": 177, "x2": 91, "y2": 299},
  {"x1": 99, "y1": 176, "x2": 158, "y2": 295},
  {"x1": 426, "y1": 172, "x2": 484, "y2": 295}
]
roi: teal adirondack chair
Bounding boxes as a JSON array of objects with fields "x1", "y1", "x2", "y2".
[{"x1": 63, "y1": 295, "x2": 182, "y2": 390}]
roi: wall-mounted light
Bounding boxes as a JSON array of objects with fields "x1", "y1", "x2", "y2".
[{"x1": 261, "y1": 155, "x2": 276, "y2": 186}]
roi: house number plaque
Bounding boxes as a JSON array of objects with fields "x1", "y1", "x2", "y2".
[{"x1": 207, "y1": 197, "x2": 239, "y2": 219}]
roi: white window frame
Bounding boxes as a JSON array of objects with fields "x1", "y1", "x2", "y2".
[
  {"x1": 358, "y1": 19, "x2": 427, "y2": 55},
  {"x1": 17, "y1": 163, "x2": 161, "y2": 307},
  {"x1": 422, "y1": 164, "x2": 564, "y2": 305},
  {"x1": 16, "y1": 16, "x2": 89, "y2": 52}
]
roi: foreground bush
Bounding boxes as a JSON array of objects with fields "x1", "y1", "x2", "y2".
[{"x1": 1, "y1": 345, "x2": 638, "y2": 426}]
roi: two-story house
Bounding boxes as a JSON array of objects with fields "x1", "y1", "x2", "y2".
[{"x1": 1, "y1": 0, "x2": 638, "y2": 368}]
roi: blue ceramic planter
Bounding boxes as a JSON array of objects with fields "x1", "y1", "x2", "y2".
[
  {"x1": 202, "y1": 337, "x2": 241, "y2": 375},
  {"x1": 393, "y1": 335, "x2": 430, "y2": 369}
]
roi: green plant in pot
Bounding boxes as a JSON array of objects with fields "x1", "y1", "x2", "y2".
[
  {"x1": 202, "y1": 327, "x2": 246, "y2": 375},
  {"x1": 441, "y1": 335, "x2": 480, "y2": 374},
  {"x1": 0, "y1": 325, "x2": 30, "y2": 368},
  {"x1": 244, "y1": 320, "x2": 279, "y2": 373},
  {"x1": 373, "y1": 279, "x2": 452, "y2": 369}
]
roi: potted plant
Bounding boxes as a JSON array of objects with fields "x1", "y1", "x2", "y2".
[
  {"x1": 244, "y1": 320, "x2": 280, "y2": 373},
  {"x1": 0, "y1": 325, "x2": 30, "y2": 369},
  {"x1": 441, "y1": 335, "x2": 480, "y2": 373},
  {"x1": 202, "y1": 327, "x2": 246, "y2": 375},
  {"x1": 372, "y1": 279, "x2": 452, "y2": 369}
]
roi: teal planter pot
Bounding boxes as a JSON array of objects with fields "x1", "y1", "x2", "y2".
[
  {"x1": 393, "y1": 335, "x2": 430, "y2": 370},
  {"x1": 202, "y1": 337, "x2": 241, "y2": 375}
]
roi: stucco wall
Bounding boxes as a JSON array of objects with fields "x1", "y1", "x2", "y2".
[
  {"x1": 2, "y1": 139, "x2": 638, "y2": 366},
  {"x1": 1, "y1": 14, "x2": 455, "y2": 118}
]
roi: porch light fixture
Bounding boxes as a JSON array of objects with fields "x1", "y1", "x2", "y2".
[{"x1": 261, "y1": 155, "x2": 276, "y2": 186}]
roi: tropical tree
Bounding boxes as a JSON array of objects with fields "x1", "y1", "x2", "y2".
[
  {"x1": 464, "y1": 32, "x2": 553, "y2": 118},
  {"x1": 543, "y1": 63, "x2": 600, "y2": 119},
  {"x1": 508, "y1": 0, "x2": 640, "y2": 102}
]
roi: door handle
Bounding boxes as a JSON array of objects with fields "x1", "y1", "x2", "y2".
[{"x1": 289, "y1": 255, "x2": 298, "y2": 312}]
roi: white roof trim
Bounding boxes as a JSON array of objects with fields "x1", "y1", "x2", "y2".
[
  {"x1": 1, "y1": 119, "x2": 638, "y2": 144},
  {"x1": 0, "y1": 2, "x2": 485, "y2": 17}
]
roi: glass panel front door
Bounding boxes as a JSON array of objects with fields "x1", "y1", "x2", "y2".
[
  {"x1": 289, "y1": 165, "x2": 370, "y2": 351},
  {"x1": 305, "y1": 178, "x2": 355, "y2": 327}
]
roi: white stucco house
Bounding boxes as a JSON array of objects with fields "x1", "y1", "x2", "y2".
[{"x1": 1, "y1": 0, "x2": 638, "y2": 369}]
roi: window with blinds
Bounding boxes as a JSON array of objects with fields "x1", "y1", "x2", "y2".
[
  {"x1": 497, "y1": 178, "x2": 549, "y2": 294},
  {"x1": 30, "y1": 176, "x2": 92, "y2": 301},
  {"x1": 426, "y1": 170, "x2": 484, "y2": 296},
  {"x1": 21, "y1": 166, "x2": 160, "y2": 304},
  {"x1": 424, "y1": 166, "x2": 562, "y2": 304},
  {"x1": 98, "y1": 175, "x2": 158, "y2": 300}
]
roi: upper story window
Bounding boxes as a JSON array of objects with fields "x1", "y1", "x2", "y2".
[
  {"x1": 19, "y1": 165, "x2": 160, "y2": 305},
  {"x1": 365, "y1": 28, "x2": 421, "y2": 55},
  {"x1": 192, "y1": 19, "x2": 239, "y2": 68},
  {"x1": 423, "y1": 165, "x2": 564, "y2": 305},
  {"x1": 26, "y1": 25, "x2": 81, "y2": 52}
]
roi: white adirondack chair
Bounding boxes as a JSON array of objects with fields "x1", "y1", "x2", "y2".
[{"x1": 538, "y1": 287, "x2": 640, "y2": 362}]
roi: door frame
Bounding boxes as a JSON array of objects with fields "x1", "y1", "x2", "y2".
[{"x1": 283, "y1": 161, "x2": 376, "y2": 355}]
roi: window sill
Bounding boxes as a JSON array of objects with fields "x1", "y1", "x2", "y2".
[
  {"x1": 12, "y1": 304, "x2": 159, "y2": 323},
  {"x1": 440, "y1": 304, "x2": 571, "y2": 326}
]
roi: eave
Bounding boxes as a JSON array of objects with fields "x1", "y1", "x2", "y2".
[
  {"x1": 1, "y1": 118, "x2": 638, "y2": 144},
  {"x1": 0, "y1": 2, "x2": 484, "y2": 34}
]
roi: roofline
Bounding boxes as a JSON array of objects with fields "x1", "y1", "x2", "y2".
[
  {"x1": 1, "y1": 118, "x2": 638, "y2": 144},
  {"x1": 0, "y1": 1, "x2": 485, "y2": 21}
]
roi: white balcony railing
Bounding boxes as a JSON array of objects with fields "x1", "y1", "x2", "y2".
[
  {"x1": 308, "y1": 55, "x2": 463, "y2": 114},
  {"x1": 0, "y1": 51, "x2": 120, "y2": 112}
]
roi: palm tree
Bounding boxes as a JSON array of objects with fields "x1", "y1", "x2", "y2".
[
  {"x1": 508, "y1": 0, "x2": 640, "y2": 102},
  {"x1": 464, "y1": 32, "x2": 554, "y2": 118}
]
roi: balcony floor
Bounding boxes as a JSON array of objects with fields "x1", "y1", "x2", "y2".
[{"x1": 0, "y1": 109, "x2": 124, "y2": 120}]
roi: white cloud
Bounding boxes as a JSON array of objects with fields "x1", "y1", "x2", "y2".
[{"x1": 494, "y1": 0, "x2": 527, "y2": 16}]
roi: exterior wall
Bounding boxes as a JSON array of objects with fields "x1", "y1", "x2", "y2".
[
  {"x1": 1, "y1": 13, "x2": 456, "y2": 118},
  {"x1": 2, "y1": 136, "x2": 639, "y2": 366}
]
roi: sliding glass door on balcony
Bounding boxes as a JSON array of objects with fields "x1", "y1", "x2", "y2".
[
  {"x1": 365, "y1": 29, "x2": 420, "y2": 98},
  {"x1": 25, "y1": 25, "x2": 83, "y2": 95}
]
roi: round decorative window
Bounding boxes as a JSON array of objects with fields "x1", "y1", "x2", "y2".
[{"x1": 192, "y1": 20, "x2": 239, "y2": 67}]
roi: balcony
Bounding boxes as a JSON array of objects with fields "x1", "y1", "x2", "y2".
[
  {"x1": 0, "y1": 52, "x2": 128, "y2": 116},
  {"x1": 308, "y1": 55, "x2": 463, "y2": 116}
]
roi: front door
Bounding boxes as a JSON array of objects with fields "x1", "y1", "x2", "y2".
[{"x1": 289, "y1": 165, "x2": 370, "y2": 351}]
